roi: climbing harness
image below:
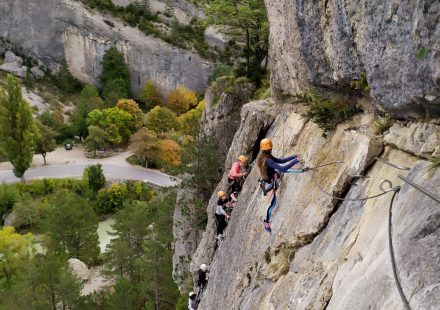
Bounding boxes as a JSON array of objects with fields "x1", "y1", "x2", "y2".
[{"x1": 258, "y1": 173, "x2": 280, "y2": 196}]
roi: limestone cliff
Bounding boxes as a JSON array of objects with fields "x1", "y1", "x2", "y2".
[
  {"x1": 0, "y1": 0, "x2": 212, "y2": 96},
  {"x1": 192, "y1": 100, "x2": 440, "y2": 309},
  {"x1": 264, "y1": 0, "x2": 440, "y2": 118}
]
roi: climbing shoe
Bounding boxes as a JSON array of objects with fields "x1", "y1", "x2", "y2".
[{"x1": 263, "y1": 221, "x2": 272, "y2": 233}]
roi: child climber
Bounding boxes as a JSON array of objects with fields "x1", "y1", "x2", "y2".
[
  {"x1": 228, "y1": 155, "x2": 249, "y2": 201},
  {"x1": 215, "y1": 191, "x2": 230, "y2": 241},
  {"x1": 257, "y1": 138, "x2": 302, "y2": 232}
]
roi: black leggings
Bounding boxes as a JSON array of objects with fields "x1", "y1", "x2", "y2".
[
  {"x1": 228, "y1": 178, "x2": 242, "y2": 194},
  {"x1": 215, "y1": 214, "x2": 227, "y2": 235}
]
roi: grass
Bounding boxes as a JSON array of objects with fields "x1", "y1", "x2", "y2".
[
  {"x1": 351, "y1": 70, "x2": 370, "y2": 91},
  {"x1": 372, "y1": 115, "x2": 393, "y2": 135},
  {"x1": 300, "y1": 91, "x2": 356, "y2": 137},
  {"x1": 428, "y1": 156, "x2": 440, "y2": 171}
]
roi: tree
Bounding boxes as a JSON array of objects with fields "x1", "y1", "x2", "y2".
[
  {"x1": 140, "y1": 80, "x2": 162, "y2": 110},
  {"x1": 100, "y1": 47, "x2": 131, "y2": 105},
  {"x1": 0, "y1": 227, "x2": 33, "y2": 283},
  {"x1": 70, "y1": 84, "x2": 105, "y2": 138},
  {"x1": 129, "y1": 127, "x2": 160, "y2": 167},
  {"x1": 145, "y1": 106, "x2": 179, "y2": 133},
  {"x1": 42, "y1": 191, "x2": 100, "y2": 265},
  {"x1": 116, "y1": 99, "x2": 144, "y2": 130},
  {"x1": 84, "y1": 163, "x2": 106, "y2": 192},
  {"x1": 86, "y1": 125, "x2": 108, "y2": 157},
  {"x1": 35, "y1": 121, "x2": 57, "y2": 165},
  {"x1": 166, "y1": 85, "x2": 198, "y2": 115},
  {"x1": 159, "y1": 139, "x2": 182, "y2": 168},
  {"x1": 96, "y1": 183, "x2": 129, "y2": 214},
  {"x1": 206, "y1": 0, "x2": 269, "y2": 85},
  {"x1": 0, "y1": 74, "x2": 37, "y2": 181},
  {"x1": 0, "y1": 183, "x2": 19, "y2": 219},
  {"x1": 53, "y1": 59, "x2": 82, "y2": 94},
  {"x1": 87, "y1": 107, "x2": 133, "y2": 145},
  {"x1": 177, "y1": 100, "x2": 205, "y2": 137}
]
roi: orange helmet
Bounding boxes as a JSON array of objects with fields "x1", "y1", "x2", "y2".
[
  {"x1": 217, "y1": 191, "x2": 226, "y2": 198},
  {"x1": 260, "y1": 138, "x2": 273, "y2": 151},
  {"x1": 238, "y1": 155, "x2": 248, "y2": 163}
]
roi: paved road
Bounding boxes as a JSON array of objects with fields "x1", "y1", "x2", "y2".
[{"x1": 0, "y1": 163, "x2": 178, "y2": 187}]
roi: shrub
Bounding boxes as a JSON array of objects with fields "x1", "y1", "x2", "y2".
[
  {"x1": 302, "y1": 92, "x2": 355, "y2": 137},
  {"x1": 159, "y1": 139, "x2": 182, "y2": 168},
  {"x1": 84, "y1": 164, "x2": 106, "y2": 192},
  {"x1": 209, "y1": 65, "x2": 233, "y2": 83},
  {"x1": 428, "y1": 156, "x2": 440, "y2": 171},
  {"x1": 95, "y1": 183, "x2": 128, "y2": 214},
  {"x1": 372, "y1": 115, "x2": 393, "y2": 135},
  {"x1": 126, "y1": 181, "x2": 155, "y2": 202},
  {"x1": 0, "y1": 183, "x2": 19, "y2": 218},
  {"x1": 13, "y1": 196, "x2": 49, "y2": 229},
  {"x1": 140, "y1": 80, "x2": 162, "y2": 110},
  {"x1": 177, "y1": 101, "x2": 205, "y2": 136}
]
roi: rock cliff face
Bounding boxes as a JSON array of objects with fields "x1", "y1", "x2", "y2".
[
  {"x1": 264, "y1": 0, "x2": 440, "y2": 118},
  {"x1": 192, "y1": 100, "x2": 440, "y2": 309},
  {"x1": 0, "y1": 0, "x2": 212, "y2": 96}
]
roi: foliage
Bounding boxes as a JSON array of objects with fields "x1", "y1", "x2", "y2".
[
  {"x1": 125, "y1": 180, "x2": 155, "y2": 202},
  {"x1": 177, "y1": 100, "x2": 205, "y2": 137},
  {"x1": 0, "y1": 183, "x2": 19, "y2": 219},
  {"x1": 52, "y1": 60, "x2": 83, "y2": 94},
  {"x1": 13, "y1": 178, "x2": 88, "y2": 198},
  {"x1": 351, "y1": 71, "x2": 370, "y2": 91},
  {"x1": 206, "y1": 0, "x2": 269, "y2": 85},
  {"x1": 87, "y1": 107, "x2": 133, "y2": 145},
  {"x1": 84, "y1": 163, "x2": 106, "y2": 192},
  {"x1": 0, "y1": 227, "x2": 32, "y2": 283},
  {"x1": 253, "y1": 74, "x2": 271, "y2": 99},
  {"x1": 35, "y1": 120, "x2": 57, "y2": 165},
  {"x1": 70, "y1": 84, "x2": 105, "y2": 138},
  {"x1": 42, "y1": 191, "x2": 100, "y2": 265},
  {"x1": 301, "y1": 92, "x2": 355, "y2": 137},
  {"x1": 103, "y1": 191, "x2": 179, "y2": 309},
  {"x1": 209, "y1": 65, "x2": 234, "y2": 83},
  {"x1": 0, "y1": 74, "x2": 37, "y2": 180},
  {"x1": 428, "y1": 156, "x2": 440, "y2": 171},
  {"x1": 129, "y1": 127, "x2": 161, "y2": 167},
  {"x1": 13, "y1": 196, "x2": 49, "y2": 229},
  {"x1": 96, "y1": 183, "x2": 129, "y2": 214},
  {"x1": 416, "y1": 47, "x2": 427, "y2": 60},
  {"x1": 159, "y1": 139, "x2": 182, "y2": 168},
  {"x1": 86, "y1": 125, "x2": 108, "y2": 156},
  {"x1": 99, "y1": 47, "x2": 131, "y2": 105},
  {"x1": 140, "y1": 80, "x2": 162, "y2": 110},
  {"x1": 145, "y1": 105, "x2": 179, "y2": 133},
  {"x1": 116, "y1": 99, "x2": 144, "y2": 130},
  {"x1": 184, "y1": 134, "x2": 222, "y2": 203},
  {"x1": 167, "y1": 85, "x2": 198, "y2": 115},
  {"x1": 372, "y1": 115, "x2": 393, "y2": 135}
]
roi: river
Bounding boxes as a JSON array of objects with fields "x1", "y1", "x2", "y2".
[{"x1": 97, "y1": 218, "x2": 116, "y2": 253}]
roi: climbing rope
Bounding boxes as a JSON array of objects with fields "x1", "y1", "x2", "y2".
[{"x1": 387, "y1": 186, "x2": 411, "y2": 310}]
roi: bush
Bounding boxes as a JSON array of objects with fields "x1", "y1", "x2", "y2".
[
  {"x1": 126, "y1": 181, "x2": 155, "y2": 202},
  {"x1": 145, "y1": 106, "x2": 179, "y2": 133},
  {"x1": 0, "y1": 183, "x2": 19, "y2": 219},
  {"x1": 159, "y1": 139, "x2": 182, "y2": 168},
  {"x1": 14, "y1": 179, "x2": 87, "y2": 198},
  {"x1": 302, "y1": 92, "x2": 355, "y2": 137},
  {"x1": 95, "y1": 183, "x2": 128, "y2": 214},
  {"x1": 140, "y1": 80, "x2": 162, "y2": 110},
  {"x1": 177, "y1": 101, "x2": 205, "y2": 137},
  {"x1": 13, "y1": 196, "x2": 49, "y2": 229},
  {"x1": 209, "y1": 65, "x2": 233, "y2": 83}
]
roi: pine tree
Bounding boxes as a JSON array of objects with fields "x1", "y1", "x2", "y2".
[{"x1": 0, "y1": 74, "x2": 37, "y2": 181}]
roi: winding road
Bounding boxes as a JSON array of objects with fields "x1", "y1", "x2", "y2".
[{"x1": 0, "y1": 150, "x2": 178, "y2": 187}]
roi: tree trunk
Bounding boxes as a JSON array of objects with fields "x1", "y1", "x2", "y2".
[
  {"x1": 154, "y1": 243, "x2": 159, "y2": 310},
  {"x1": 20, "y1": 175, "x2": 25, "y2": 183},
  {"x1": 42, "y1": 153, "x2": 47, "y2": 165}
]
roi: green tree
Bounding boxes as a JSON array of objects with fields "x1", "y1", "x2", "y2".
[
  {"x1": 35, "y1": 121, "x2": 57, "y2": 165},
  {"x1": 87, "y1": 107, "x2": 133, "y2": 145},
  {"x1": 13, "y1": 196, "x2": 48, "y2": 229},
  {"x1": 86, "y1": 125, "x2": 108, "y2": 157},
  {"x1": 177, "y1": 100, "x2": 204, "y2": 137},
  {"x1": 0, "y1": 183, "x2": 19, "y2": 219},
  {"x1": 129, "y1": 127, "x2": 160, "y2": 167},
  {"x1": 206, "y1": 0, "x2": 269, "y2": 85},
  {"x1": 140, "y1": 80, "x2": 162, "y2": 110},
  {"x1": 70, "y1": 84, "x2": 105, "y2": 138},
  {"x1": 53, "y1": 59, "x2": 82, "y2": 94},
  {"x1": 42, "y1": 191, "x2": 100, "y2": 265},
  {"x1": 96, "y1": 183, "x2": 129, "y2": 214},
  {"x1": 145, "y1": 106, "x2": 179, "y2": 133},
  {"x1": 0, "y1": 74, "x2": 37, "y2": 181},
  {"x1": 84, "y1": 163, "x2": 106, "y2": 192},
  {"x1": 100, "y1": 47, "x2": 131, "y2": 104},
  {"x1": 116, "y1": 99, "x2": 144, "y2": 130}
]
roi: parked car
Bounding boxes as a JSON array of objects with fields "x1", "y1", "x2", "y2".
[{"x1": 65, "y1": 143, "x2": 73, "y2": 150}]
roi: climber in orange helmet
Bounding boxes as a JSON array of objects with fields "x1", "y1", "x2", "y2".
[{"x1": 227, "y1": 154, "x2": 249, "y2": 201}]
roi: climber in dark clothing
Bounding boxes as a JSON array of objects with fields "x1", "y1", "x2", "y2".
[
  {"x1": 257, "y1": 138, "x2": 302, "y2": 232},
  {"x1": 196, "y1": 264, "x2": 208, "y2": 302},
  {"x1": 215, "y1": 191, "x2": 230, "y2": 241}
]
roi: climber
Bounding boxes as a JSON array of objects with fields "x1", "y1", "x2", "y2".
[
  {"x1": 257, "y1": 138, "x2": 302, "y2": 232},
  {"x1": 196, "y1": 264, "x2": 209, "y2": 302},
  {"x1": 215, "y1": 191, "x2": 230, "y2": 241},
  {"x1": 188, "y1": 292, "x2": 198, "y2": 310},
  {"x1": 227, "y1": 155, "x2": 249, "y2": 201}
]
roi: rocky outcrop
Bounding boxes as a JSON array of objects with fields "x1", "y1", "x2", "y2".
[
  {"x1": 0, "y1": 0, "x2": 212, "y2": 96},
  {"x1": 192, "y1": 100, "x2": 440, "y2": 309},
  {"x1": 3, "y1": 211, "x2": 17, "y2": 227},
  {"x1": 204, "y1": 26, "x2": 229, "y2": 50},
  {"x1": 264, "y1": 0, "x2": 440, "y2": 118},
  {"x1": 0, "y1": 51, "x2": 27, "y2": 78},
  {"x1": 68, "y1": 258, "x2": 90, "y2": 282},
  {"x1": 201, "y1": 77, "x2": 255, "y2": 164}
]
